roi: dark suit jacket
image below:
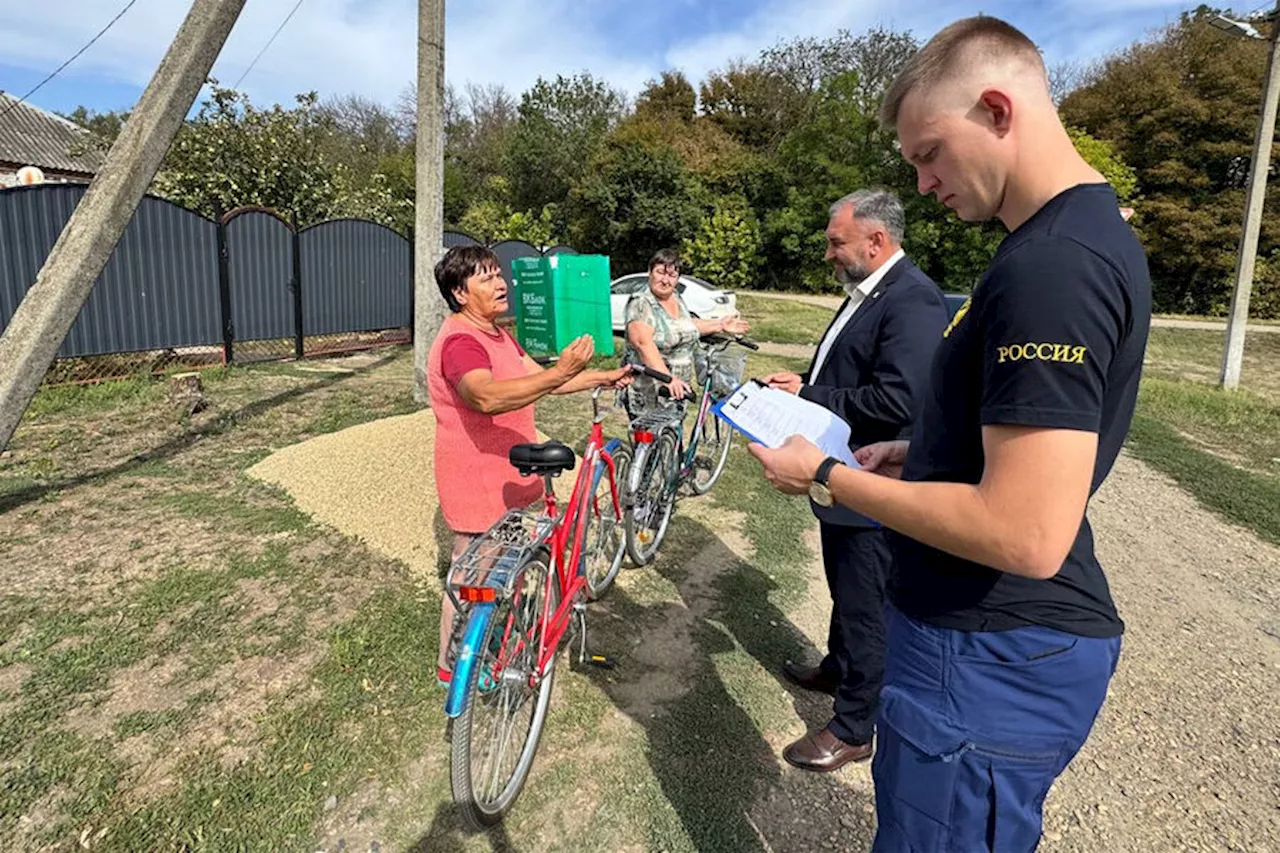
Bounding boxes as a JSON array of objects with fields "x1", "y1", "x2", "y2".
[{"x1": 800, "y1": 256, "x2": 949, "y2": 527}]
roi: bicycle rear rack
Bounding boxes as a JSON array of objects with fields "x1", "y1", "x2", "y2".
[
  {"x1": 629, "y1": 407, "x2": 684, "y2": 435},
  {"x1": 445, "y1": 510, "x2": 556, "y2": 609}
]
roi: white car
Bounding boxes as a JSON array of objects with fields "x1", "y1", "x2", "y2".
[{"x1": 610, "y1": 273, "x2": 738, "y2": 333}]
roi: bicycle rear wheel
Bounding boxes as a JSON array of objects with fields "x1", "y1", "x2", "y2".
[
  {"x1": 689, "y1": 410, "x2": 733, "y2": 495},
  {"x1": 451, "y1": 551, "x2": 558, "y2": 829},
  {"x1": 624, "y1": 429, "x2": 679, "y2": 566},
  {"x1": 583, "y1": 447, "x2": 630, "y2": 599}
]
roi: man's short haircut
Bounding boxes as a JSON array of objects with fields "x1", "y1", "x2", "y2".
[
  {"x1": 435, "y1": 244, "x2": 500, "y2": 313},
  {"x1": 880, "y1": 15, "x2": 1045, "y2": 129},
  {"x1": 648, "y1": 248, "x2": 682, "y2": 272},
  {"x1": 829, "y1": 188, "x2": 905, "y2": 245}
]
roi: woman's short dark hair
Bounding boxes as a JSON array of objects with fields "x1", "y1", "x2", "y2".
[
  {"x1": 435, "y1": 245, "x2": 501, "y2": 313},
  {"x1": 647, "y1": 248, "x2": 682, "y2": 273}
]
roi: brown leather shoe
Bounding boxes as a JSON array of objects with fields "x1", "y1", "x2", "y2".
[
  {"x1": 783, "y1": 726, "x2": 873, "y2": 772},
  {"x1": 781, "y1": 661, "x2": 839, "y2": 696}
]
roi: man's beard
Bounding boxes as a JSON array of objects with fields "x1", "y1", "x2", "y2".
[{"x1": 834, "y1": 263, "x2": 870, "y2": 286}]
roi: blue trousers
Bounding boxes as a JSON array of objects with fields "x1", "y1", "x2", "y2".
[{"x1": 871, "y1": 605, "x2": 1121, "y2": 852}]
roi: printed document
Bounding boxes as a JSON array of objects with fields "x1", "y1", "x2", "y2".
[{"x1": 712, "y1": 381, "x2": 860, "y2": 468}]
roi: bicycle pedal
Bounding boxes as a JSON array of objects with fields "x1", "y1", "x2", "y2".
[{"x1": 584, "y1": 654, "x2": 616, "y2": 670}]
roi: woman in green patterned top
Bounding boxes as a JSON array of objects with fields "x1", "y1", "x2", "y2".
[{"x1": 623, "y1": 248, "x2": 750, "y2": 413}]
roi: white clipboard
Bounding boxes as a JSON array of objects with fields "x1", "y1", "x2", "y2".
[{"x1": 711, "y1": 380, "x2": 861, "y2": 469}]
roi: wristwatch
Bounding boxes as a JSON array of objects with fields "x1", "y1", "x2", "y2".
[{"x1": 808, "y1": 456, "x2": 843, "y2": 508}]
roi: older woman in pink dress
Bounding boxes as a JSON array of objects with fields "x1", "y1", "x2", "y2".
[{"x1": 427, "y1": 245, "x2": 631, "y2": 683}]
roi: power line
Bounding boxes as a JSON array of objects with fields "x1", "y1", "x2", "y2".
[
  {"x1": 0, "y1": 0, "x2": 140, "y2": 122},
  {"x1": 232, "y1": 0, "x2": 306, "y2": 91}
]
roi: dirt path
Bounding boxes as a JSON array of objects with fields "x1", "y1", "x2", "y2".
[
  {"x1": 752, "y1": 450, "x2": 1280, "y2": 851},
  {"x1": 757, "y1": 342, "x2": 817, "y2": 360},
  {"x1": 248, "y1": 409, "x2": 1279, "y2": 850},
  {"x1": 1037, "y1": 453, "x2": 1280, "y2": 852},
  {"x1": 742, "y1": 290, "x2": 1280, "y2": 334}
]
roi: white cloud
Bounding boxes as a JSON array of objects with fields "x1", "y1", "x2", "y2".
[
  {"x1": 4, "y1": 0, "x2": 665, "y2": 110},
  {"x1": 2, "y1": 0, "x2": 1198, "y2": 112}
]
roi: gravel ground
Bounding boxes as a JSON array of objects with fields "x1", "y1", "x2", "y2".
[
  {"x1": 246, "y1": 410, "x2": 568, "y2": 578},
  {"x1": 1038, "y1": 453, "x2": 1280, "y2": 853},
  {"x1": 248, "y1": 410, "x2": 449, "y2": 577},
  {"x1": 250, "y1": 408, "x2": 1279, "y2": 851}
]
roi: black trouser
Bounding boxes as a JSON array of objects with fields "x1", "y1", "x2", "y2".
[{"x1": 818, "y1": 522, "x2": 889, "y2": 746}]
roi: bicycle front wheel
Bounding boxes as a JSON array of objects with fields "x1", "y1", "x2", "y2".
[
  {"x1": 689, "y1": 410, "x2": 733, "y2": 495},
  {"x1": 583, "y1": 447, "x2": 630, "y2": 600},
  {"x1": 624, "y1": 429, "x2": 679, "y2": 566},
  {"x1": 451, "y1": 551, "x2": 558, "y2": 829}
]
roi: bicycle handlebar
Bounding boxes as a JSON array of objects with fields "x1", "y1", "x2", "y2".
[
  {"x1": 629, "y1": 364, "x2": 673, "y2": 384},
  {"x1": 702, "y1": 333, "x2": 759, "y2": 351}
]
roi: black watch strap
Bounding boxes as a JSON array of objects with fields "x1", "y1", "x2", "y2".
[{"x1": 814, "y1": 456, "x2": 842, "y2": 486}]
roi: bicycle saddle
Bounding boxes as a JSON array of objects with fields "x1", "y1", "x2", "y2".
[{"x1": 509, "y1": 441, "x2": 576, "y2": 477}]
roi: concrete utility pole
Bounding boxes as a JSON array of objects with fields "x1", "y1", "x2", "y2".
[
  {"x1": 413, "y1": 0, "x2": 447, "y2": 404},
  {"x1": 0, "y1": 0, "x2": 248, "y2": 451},
  {"x1": 1221, "y1": 2, "x2": 1280, "y2": 390}
]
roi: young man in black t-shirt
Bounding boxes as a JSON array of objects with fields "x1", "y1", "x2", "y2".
[{"x1": 749, "y1": 16, "x2": 1151, "y2": 852}]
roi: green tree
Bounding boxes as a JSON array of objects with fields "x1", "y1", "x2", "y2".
[
  {"x1": 681, "y1": 195, "x2": 762, "y2": 290},
  {"x1": 1061, "y1": 6, "x2": 1280, "y2": 315},
  {"x1": 151, "y1": 86, "x2": 408, "y2": 229},
  {"x1": 699, "y1": 60, "x2": 801, "y2": 152},
  {"x1": 1067, "y1": 126, "x2": 1138, "y2": 202},
  {"x1": 61, "y1": 106, "x2": 129, "y2": 155},
  {"x1": 636, "y1": 71, "x2": 697, "y2": 122},
  {"x1": 568, "y1": 135, "x2": 704, "y2": 275},
  {"x1": 458, "y1": 177, "x2": 558, "y2": 244},
  {"x1": 507, "y1": 74, "x2": 626, "y2": 218}
]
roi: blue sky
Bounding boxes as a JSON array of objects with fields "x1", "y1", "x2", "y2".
[{"x1": 0, "y1": 0, "x2": 1232, "y2": 117}]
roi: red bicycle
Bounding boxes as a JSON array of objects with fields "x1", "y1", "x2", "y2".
[{"x1": 442, "y1": 363, "x2": 671, "y2": 829}]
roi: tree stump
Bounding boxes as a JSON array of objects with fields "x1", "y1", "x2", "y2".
[{"x1": 168, "y1": 372, "x2": 207, "y2": 416}]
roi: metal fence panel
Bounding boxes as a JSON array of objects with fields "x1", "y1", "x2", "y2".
[
  {"x1": 490, "y1": 239, "x2": 540, "y2": 284},
  {"x1": 0, "y1": 185, "x2": 221, "y2": 358},
  {"x1": 73, "y1": 195, "x2": 220, "y2": 356},
  {"x1": 444, "y1": 229, "x2": 482, "y2": 249},
  {"x1": 225, "y1": 210, "x2": 294, "y2": 343},
  {"x1": 0, "y1": 185, "x2": 79, "y2": 347},
  {"x1": 300, "y1": 219, "x2": 410, "y2": 336}
]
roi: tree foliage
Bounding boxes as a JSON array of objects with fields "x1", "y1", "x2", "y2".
[
  {"x1": 62, "y1": 23, "x2": 1200, "y2": 309},
  {"x1": 682, "y1": 195, "x2": 762, "y2": 291},
  {"x1": 507, "y1": 73, "x2": 626, "y2": 218},
  {"x1": 144, "y1": 86, "x2": 409, "y2": 229},
  {"x1": 1062, "y1": 6, "x2": 1279, "y2": 315}
]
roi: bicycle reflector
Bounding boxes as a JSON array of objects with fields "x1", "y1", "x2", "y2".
[
  {"x1": 633, "y1": 430, "x2": 655, "y2": 444},
  {"x1": 458, "y1": 586, "x2": 497, "y2": 603}
]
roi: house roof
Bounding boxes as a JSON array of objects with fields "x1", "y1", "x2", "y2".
[{"x1": 0, "y1": 91, "x2": 106, "y2": 175}]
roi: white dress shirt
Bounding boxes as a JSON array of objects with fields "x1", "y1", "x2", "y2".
[{"x1": 808, "y1": 249, "x2": 905, "y2": 384}]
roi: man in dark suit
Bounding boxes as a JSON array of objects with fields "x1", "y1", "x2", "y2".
[{"x1": 763, "y1": 188, "x2": 948, "y2": 771}]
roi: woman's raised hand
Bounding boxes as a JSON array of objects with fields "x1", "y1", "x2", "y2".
[{"x1": 556, "y1": 335, "x2": 595, "y2": 376}]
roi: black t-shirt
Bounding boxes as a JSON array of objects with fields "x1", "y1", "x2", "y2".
[{"x1": 888, "y1": 184, "x2": 1151, "y2": 638}]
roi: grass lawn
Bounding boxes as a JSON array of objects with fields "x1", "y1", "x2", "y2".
[
  {"x1": 1133, "y1": 328, "x2": 1280, "y2": 544},
  {"x1": 1, "y1": 348, "x2": 864, "y2": 852},
  {"x1": 2, "y1": 315, "x2": 1276, "y2": 849},
  {"x1": 734, "y1": 294, "x2": 831, "y2": 346}
]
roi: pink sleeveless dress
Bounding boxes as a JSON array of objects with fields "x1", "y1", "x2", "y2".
[{"x1": 427, "y1": 315, "x2": 543, "y2": 533}]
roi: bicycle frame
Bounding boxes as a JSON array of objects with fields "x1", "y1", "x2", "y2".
[
  {"x1": 666, "y1": 339, "x2": 738, "y2": 485},
  {"x1": 445, "y1": 391, "x2": 626, "y2": 717}
]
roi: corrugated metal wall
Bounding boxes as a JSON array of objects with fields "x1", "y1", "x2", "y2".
[
  {"x1": 0, "y1": 185, "x2": 220, "y2": 357},
  {"x1": 0, "y1": 187, "x2": 586, "y2": 368},
  {"x1": 300, "y1": 219, "x2": 411, "y2": 336},
  {"x1": 444, "y1": 229, "x2": 481, "y2": 249},
  {"x1": 225, "y1": 210, "x2": 294, "y2": 343}
]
